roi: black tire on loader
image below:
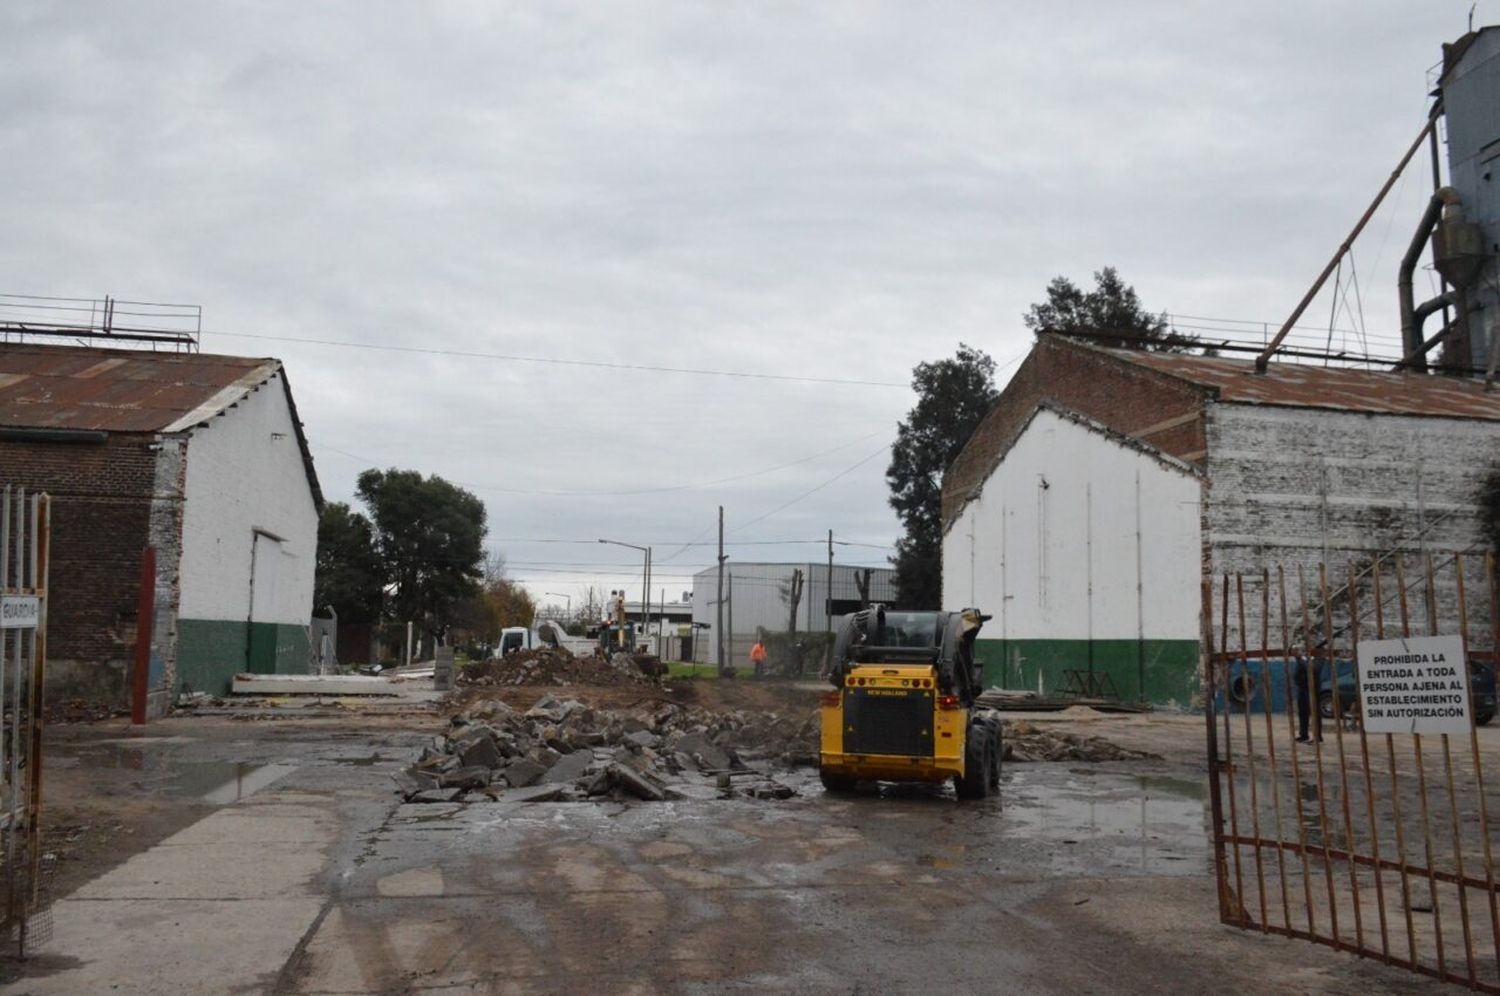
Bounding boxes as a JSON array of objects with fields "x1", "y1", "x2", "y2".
[
  {"x1": 956, "y1": 724, "x2": 990, "y2": 800},
  {"x1": 820, "y1": 770, "x2": 857, "y2": 793},
  {"x1": 988, "y1": 722, "x2": 1002, "y2": 788}
]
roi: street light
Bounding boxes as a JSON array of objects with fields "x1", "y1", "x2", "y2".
[
  {"x1": 544, "y1": 592, "x2": 572, "y2": 616},
  {"x1": 598, "y1": 539, "x2": 651, "y2": 640}
]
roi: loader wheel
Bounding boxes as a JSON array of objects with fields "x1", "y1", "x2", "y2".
[
  {"x1": 819, "y1": 770, "x2": 857, "y2": 793},
  {"x1": 956, "y1": 728, "x2": 990, "y2": 800},
  {"x1": 989, "y1": 724, "x2": 1002, "y2": 788}
]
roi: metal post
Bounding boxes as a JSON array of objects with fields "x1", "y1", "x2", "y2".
[
  {"x1": 716, "y1": 507, "x2": 725, "y2": 674},
  {"x1": 726, "y1": 572, "x2": 734, "y2": 673},
  {"x1": 1255, "y1": 106, "x2": 1442, "y2": 371},
  {"x1": 826, "y1": 529, "x2": 833, "y2": 632},
  {"x1": 1135, "y1": 471, "x2": 1145, "y2": 701}
]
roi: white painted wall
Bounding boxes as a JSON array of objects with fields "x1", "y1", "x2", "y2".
[
  {"x1": 177, "y1": 371, "x2": 319, "y2": 625},
  {"x1": 941, "y1": 407, "x2": 1203, "y2": 643}
]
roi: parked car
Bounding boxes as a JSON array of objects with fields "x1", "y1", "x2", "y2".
[{"x1": 1318, "y1": 658, "x2": 1496, "y2": 727}]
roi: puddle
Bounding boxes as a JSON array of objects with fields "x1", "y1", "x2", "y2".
[
  {"x1": 331, "y1": 754, "x2": 391, "y2": 767},
  {"x1": 1000, "y1": 769, "x2": 1208, "y2": 874},
  {"x1": 193, "y1": 762, "x2": 298, "y2": 804},
  {"x1": 51, "y1": 741, "x2": 298, "y2": 804}
]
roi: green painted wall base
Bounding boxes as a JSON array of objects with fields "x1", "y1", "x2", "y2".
[
  {"x1": 178, "y1": 618, "x2": 310, "y2": 696},
  {"x1": 974, "y1": 637, "x2": 1199, "y2": 708}
]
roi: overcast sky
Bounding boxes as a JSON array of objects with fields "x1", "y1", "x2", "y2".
[{"x1": 1, "y1": 1, "x2": 1487, "y2": 611}]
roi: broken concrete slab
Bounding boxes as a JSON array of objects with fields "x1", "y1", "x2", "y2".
[
  {"x1": 608, "y1": 763, "x2": 667, "y2": 801},
  {"x1": 438, "y1": 766, "x2": 494, "y2": 790},
  {"x1": 501, "y1": 760, "x2": 546, "y2": 788},
  {"x1": 456, "y1": 734, "x2": 502, "y2": 770},
  {"x1": 541, "y1": 751, "x2": 595, "y2": 784},
  {"x1": 525, "y1": 694, "x2": 583, "y2": 723},
  {"x1": 393, "y1": 767, "x2": 439, "y2": 798},
  {"x1": 230, "y1": 673, "x2": 399, "y2": 696},
  {"x1": 675, "y1": 732, "x2": 731, "y2": 771},
  {"x1": 502, "y1": 783, "x2": 565, "y2": 803},
  {"x1": 624, "y1": 729, "x2": 660, "y2": 750}
]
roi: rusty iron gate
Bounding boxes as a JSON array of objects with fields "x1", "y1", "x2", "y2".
[
  {"x1": 1205, "y1": 554, "x2": 1499, "y2": 990},
  {"x1": 0, "y1": 487, "x2": 51, "y2": 957}
]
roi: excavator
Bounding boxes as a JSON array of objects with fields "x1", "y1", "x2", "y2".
[{"x1": 819, "y1": 606, "x2": 1001, "y2": 799}]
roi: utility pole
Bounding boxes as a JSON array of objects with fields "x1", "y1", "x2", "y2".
[
  {"x1": 644, "y1": 546, "x2": 652, "y2": 649},
  {"x1": 787, "y1": 568, "x2": 803, "y2": 634},
  {"x1": 826, "y1": 529, "x2": 834, "y2": 632},
  {"x1": 716, "y1": 506, "x2": 726, "y2": 675}
]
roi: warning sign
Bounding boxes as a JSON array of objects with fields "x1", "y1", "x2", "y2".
[{"x1": 1357, "y1": 635, "x2": 1471, "y2": 735}]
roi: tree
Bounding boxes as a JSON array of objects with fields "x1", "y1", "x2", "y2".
[
  {"x1": 887, "y1": 344, "x2": 1001, "y2": 609},
  {"x1": 313, "y1": 502, "x2": 384, "y2": 622},
  {"x1": 451, "y1": 574, "x2": 537, "y2": 649},
  {"x1": 355, "y1": 468, "x2": 487, "y2": 640},
  {"x1": 1023, "y1": 266, "x2": 1195, "y2": 352}
]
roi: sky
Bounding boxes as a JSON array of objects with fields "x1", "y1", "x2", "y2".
[{"x1": 0, "y1": 1, "x2": 1488, "y2": 613}]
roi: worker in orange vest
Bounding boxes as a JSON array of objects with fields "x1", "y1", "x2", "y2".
[{"x1": 749, "y1": 638, "x2": 768, "y2": 678}]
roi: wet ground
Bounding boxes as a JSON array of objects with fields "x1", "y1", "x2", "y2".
[{"x1": 0, "y1": 700, "x2": 1443, "y2": 994}]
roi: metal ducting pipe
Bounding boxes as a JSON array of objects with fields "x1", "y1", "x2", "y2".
[
  {"x1": 1399, "y1": 187, "x2": 1461, "y2": 369},
  {"x1": 1394, "y1": 289, "x2": 1458, "y2": 370}
]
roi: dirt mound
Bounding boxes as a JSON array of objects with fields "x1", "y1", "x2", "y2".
[
  {"x1": 1003, "y1": 719, "x2": 1160, "y2": 762},
  {"x1": 459, "y1": 647, "x2": 656, "y2": 688}
]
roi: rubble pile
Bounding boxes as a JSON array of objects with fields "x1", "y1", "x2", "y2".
[
  {"x1": 1002, "y1": 720, "x2": 1159, "y2": 762},
  {"x1": 45, "y1": 699, "x2": 122, "y2": 724},
  {"x1": 394, "y1": 693, "x2": 812, "y2": 804},
  {"x1": 458, "y1": 648, "x2": 657, "y2": 688}
]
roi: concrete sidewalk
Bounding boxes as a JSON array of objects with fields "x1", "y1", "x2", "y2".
[{"x1": 10, "y1": 791, "x2": 339, "y2": 995}]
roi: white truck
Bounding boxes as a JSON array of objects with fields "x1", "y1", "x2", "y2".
[{"x1": 491, "y1": 620, "x2": 595, "y2": 658}]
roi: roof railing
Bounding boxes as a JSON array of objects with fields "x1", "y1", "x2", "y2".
[{"x1": 0, "y1": 293, "x2": 199, "y2": 351}]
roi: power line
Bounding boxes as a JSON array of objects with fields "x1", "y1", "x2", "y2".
[
  {"x1": 731, "y1": 443, "x2": 889, "y2": 533},
  {"x1": 490, "y1": 536, "x2": 892, "y2": 548},
  {"x1": 316, "y1": 429, "x2": 887, "y2": 498},
  {"x1": 201, "y1": 328, "x2": 908, "y2": 388}
]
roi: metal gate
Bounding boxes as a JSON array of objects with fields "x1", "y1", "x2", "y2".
[
  {"x1": 0, "y1": 487, "x2": 51, "y2": 957},
  {"x1": 1205, "y1": 554, "x2": 1499, "y2": 990}
]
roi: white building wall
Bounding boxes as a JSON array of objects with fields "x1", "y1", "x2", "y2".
[
  {"x1": 691, "y1": 562, "x2": 897, "y2": 665},
  {"x1": 178, "y1": 372, "x2": 319, "y2": 625},
  {"x1": 942, "y1": 407, "x2": 1203, "y2": 642}
]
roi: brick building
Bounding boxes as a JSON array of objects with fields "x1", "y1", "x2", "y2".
[
  {"x1": 941, "y1": 335, "x2": 1500, "y2": 706},
  {"x1": 0, "y1": 344, "x2": 323, "y2": 713}
]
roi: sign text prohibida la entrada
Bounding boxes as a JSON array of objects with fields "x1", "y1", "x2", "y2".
[{"x1": 1357, "y1": 635, "x2": 1471, "y2": 735}]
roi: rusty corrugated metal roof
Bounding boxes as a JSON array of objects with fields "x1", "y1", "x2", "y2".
[
  {"x1": 1100, "y1": 345, "x2": 1500, "y2": 421},
  {"x1": 0, "y1": 343, "x2": 276, "y2": 432}
]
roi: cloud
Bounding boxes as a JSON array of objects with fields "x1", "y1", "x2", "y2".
[{"x1": 0, "y1": 0, "x2": 1479, "y2": 603}]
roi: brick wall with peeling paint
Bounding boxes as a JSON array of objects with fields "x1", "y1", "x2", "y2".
[
  {"x1": 0, "y1": 435, "x2": 158, "y2": 707},
  {"x1": 147, "y1": 435, "x2": 188, "y2": 717},
  {"x1": 1204, "y1": 403, "x2": 1499, "y2": 654}
]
